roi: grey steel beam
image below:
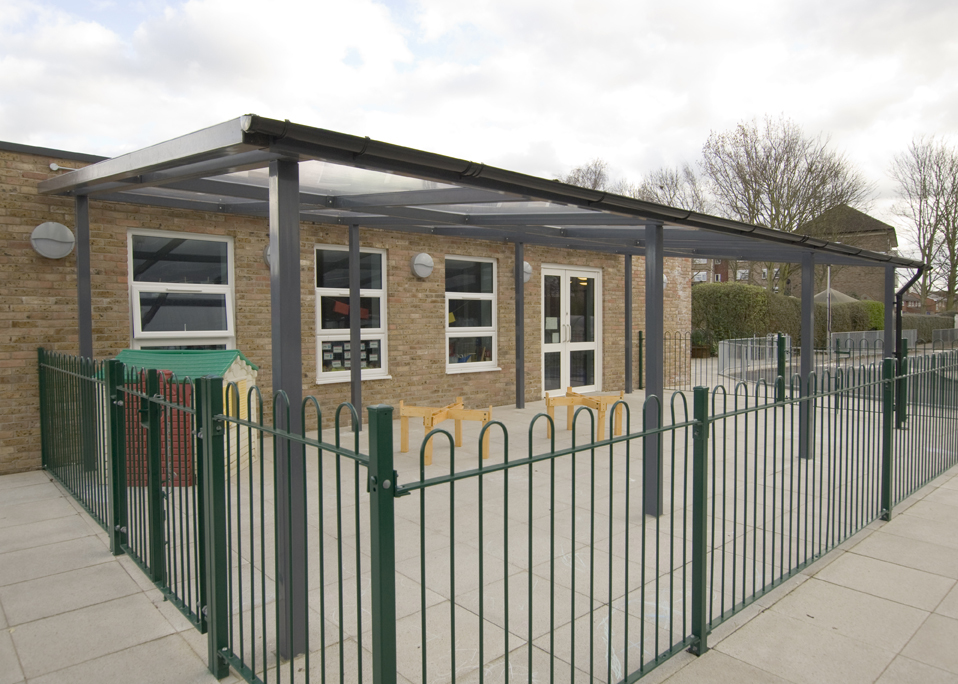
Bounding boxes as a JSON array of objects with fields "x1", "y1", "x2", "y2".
[
  {"x1": 515, "y1": 242, "x2": 525, "y2": 409},
  {"x1": 268, "y1": 159, "x2": 307, "y2": 659},
  {"x1": 644, "y1": 223, "x2": 664, "y2": 516},
  {"x1": 331, "y1": 186, "x2": 515, "y2": 208},
  {"x1": 349, "y1": 224, "x2": 362, "y2": 428},
  {"x1": 800, "y1": 253, "x2": 815, "y2": 460},
  {"x1": 75, "y1": 195, "x2": 92, "y2": 358},
  {"x1": 625, "y1": 254, "x2": 633, "y2": 394},
  {"x1": 884, "y1": 267, "x2": 895, "y2": 355}
]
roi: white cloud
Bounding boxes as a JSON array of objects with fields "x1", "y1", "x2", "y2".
[{"x1": 2, "y1": 0, "x2": 957, "y2": 249}]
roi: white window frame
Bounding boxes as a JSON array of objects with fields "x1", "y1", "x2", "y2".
[
  {"x1": 128, "y1": 229, "x2": 235, "y2": 350},
  {"x1": 445, "y1": 256, "x2": 499, "y2": 374},
  {"x1": 315, "y1": 245, "x2": 389, "y2": 384},
  {"x1": 737, "y1": 269, "x2": 749, "y2": 281},
  {"x1": 692, "y1": 272, "x2": 707, "y2": 283},
  {"x1": 714, "y1": 273, "x2": 722, "y2": 282}
]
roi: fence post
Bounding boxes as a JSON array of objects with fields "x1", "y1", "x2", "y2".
[
  {"x1": 144, "y1": 368, "x2": 166, "y2": 585},
  {"x1": 105, "y1": 359, "x2": 128, "y2": 556},
  {"x1": 368, "y1": 405, "x2": 398, "y2": 684},
  {"x1": 881, "y1": 358, "x2": 895, "y2": 520},
  {"x1": 896, "y1": 340, "x2": 908, "y2": 429},
  {"x1": 197, "y1": 377, "x2": 230, "y2": 679},
  {"x1": 689, "y1": 386, "x2": 709, "y2": 656},
  {"x1": 37, "y1": 348, "x2": 49, "y2": 469},
  {"x1": 637, "y1": 331, "x2": 644, "y2": 390},
  {"x1": 776, "y1": 333, "x2": 786, "y2": 402}
]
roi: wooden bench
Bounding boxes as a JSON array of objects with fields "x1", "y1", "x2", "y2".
[
  {"x1": 544, "y1": 388, "x2": 625, "y2": 441},
  {"x1": 399, "y1": 396, "x2": 492, "y2": 465}
]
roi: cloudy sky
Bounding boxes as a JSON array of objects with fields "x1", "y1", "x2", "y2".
[{"x1": 2, "y1": 0, "x2": 956, "y2": 253}]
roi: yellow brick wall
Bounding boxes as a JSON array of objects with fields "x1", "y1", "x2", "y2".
[{"x1": 0, "y1": 146, "x2": 692, "y2": 473}]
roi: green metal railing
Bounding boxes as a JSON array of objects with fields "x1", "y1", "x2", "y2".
[
  {"x1": 38, "y1": 350, "x2": 111, "y2": 534},
  {"x1": 37, "y1": 346, "x2": 958, "y2": 683}
]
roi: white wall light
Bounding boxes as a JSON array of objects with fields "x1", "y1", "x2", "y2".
[
  {"x1": 523, "y1": 261, "x2": 532, "y2": 283},
  {"x1": 31, "y1": 222, "x2": 75, "y2": 259},
  {"x1": 411, "y1": 253, "x2": 434, "y2": 279}
]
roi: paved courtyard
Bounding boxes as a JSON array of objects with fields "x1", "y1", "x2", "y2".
[{"x1": 2, "y1": 393, "x2": 957, "y2": 683}]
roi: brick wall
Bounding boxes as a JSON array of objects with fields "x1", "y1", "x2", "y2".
[{"x1": 0, "y1": 145, "x2": 691, "y2": 473}]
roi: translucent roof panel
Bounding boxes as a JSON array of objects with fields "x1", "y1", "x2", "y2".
[
  {"x1": 34, "y1": 114, "x2": 923, "y2": 270},
  {"x1": 218, "y1": 160, "x2": 458, "y2": 197}
]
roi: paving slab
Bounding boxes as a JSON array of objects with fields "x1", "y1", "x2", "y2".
[
  {"x1": 10, "y1": 593, "x2": 175, "y2": 679},
  {"x1": 715, "y1": 610, "x2": 895, "y2": 684},
  {"x1": 26, "y1": 634, "x2": 238, "y2": 684},
  {"x1": 0, "y1": 515, "x2": 95, "y2": 555},
  {"x1": 936, "y1": 582, "x2": 958, "y2": 620},
  {"x1": 769, "y1": 577, "x2": 928, "y2": 652},
  {"x1": 0, "y1": 628, "x2": 24, "y2": 684},
  {"x1": 900, "y1": 614, "x2": 958, "y2": 675},
  {"x1": 848, "y1": 529, "x2": 958, "y2": 579},
  {"x1": 661, "y1": 649, "x2": 792, "y2": 683},
  {"x1": 876, "y1": 655, "x2": 958, "y2": 684},
  {"x1": 814, "y1": 552, "x2": 954, "y2": 611},
  {"x1": 0, "y1": 561, "x2": 140, "y2": 626}
]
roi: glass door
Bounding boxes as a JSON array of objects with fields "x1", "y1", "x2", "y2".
[{"x1": 542, "y1": 267, "x2": 600, "y2": 394}]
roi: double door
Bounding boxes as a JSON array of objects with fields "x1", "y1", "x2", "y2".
[{"x1": 542, "y1": 267, "x2": 600, "y2": 394}]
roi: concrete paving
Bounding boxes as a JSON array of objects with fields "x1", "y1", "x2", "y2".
[{"x1": 2, "y1": 419, "x2": 956, "y2": 683}]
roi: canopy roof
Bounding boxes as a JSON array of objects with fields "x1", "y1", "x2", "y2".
[{"x1": 38, "y1": 115, "x2": 922, "y2": 269}]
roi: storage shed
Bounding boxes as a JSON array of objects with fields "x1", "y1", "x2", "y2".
[{"x1": 115, "y1": 349, "x2": 259, "y2": 483}]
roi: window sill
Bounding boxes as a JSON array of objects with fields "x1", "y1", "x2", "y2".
[
  {"x1": 445, "y1": 365, "x2": 502, "y2": 375},
  {"x1": 315, "y1": 374, "x2": 393, "y2": 385}
]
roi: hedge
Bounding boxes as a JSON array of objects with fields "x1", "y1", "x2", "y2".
[
  {"x1": 901, "y1": 314, "x2": 956, "y2": 343},
  {"x1": 692, "y1": 283, "x2": 908, "y2": 347},
  {"x1": 691, "y1": 283, "x2": 769, "y2": 341}
]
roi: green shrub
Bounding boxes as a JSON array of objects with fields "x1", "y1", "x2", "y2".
[
  {"x1": 768, "y1": 293, "x2": 801, "y2": 340},
  {"x1": 859, "y1": 301, "x2": 885, "y2": 330},
  {"x1": 692, "y1": 283, "x2": 770, "y2": 341}
]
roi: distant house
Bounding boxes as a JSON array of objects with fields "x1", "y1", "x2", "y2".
[
  {"x1": 689, "y1": 205, "x2": 898, "y2": 299},
  {"x1": 796, "y1": 205, "x2": 899, "y2": 302}
]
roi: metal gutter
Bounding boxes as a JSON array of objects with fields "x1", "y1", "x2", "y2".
[{"x1": 895, "y1": 266, "x2": 925, "y2": 362}]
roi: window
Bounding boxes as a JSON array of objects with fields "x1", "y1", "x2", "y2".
[
  {"x1": 762, "y1": 268, "x2": 769, "y2": 280},
  {"x1": 737, "y1": 269, "x2": 749, "y2": 281},
  {"x1": 129, "y1": 231, "x2": 234, "y2": 349},
  {"x1": 315, "y1": 246, "x2": 387, "y2": 382},
  {"x1": 445, "y1": 257, "x2": 497, "y2": 372},
  {"x1": 692, "y1": 258, "x2": 708, "y2": 265},
  {"x1": 714, "y1": 273, "x2": 722, "y2": 282},
  {"x1": 692, "y1": 272, "x2": 707, "y2": 283}
]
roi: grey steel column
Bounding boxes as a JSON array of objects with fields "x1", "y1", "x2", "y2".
[
  {"x1": 800, "y1": 253, "x2": 815, "y2": 459},
  {"x1": 644, "y1": 224, "x2": 663, "y2": 515},
  {"x1": 884, "y1": 266, "x2": 895, "y2": 356},
  {"x1": 515, "y1": 242, "x2": 525, "y2": 409},
  {"x1": 268, "y1": 159, "x2": 307, "y2": 659},
  {"x1": 625, "y1": 254, "x2": 633, "y2": 394},
  {"x1": 349, "y1": 224, "x2": 362, "y2": 428},
  {"x1": 75, "y1": 195, "x2": 92, "y2": 358}
]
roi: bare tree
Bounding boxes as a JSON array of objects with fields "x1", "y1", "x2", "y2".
[
  {"x1": 620, "y1": 164, "x2": 712, "y2": 213},
  {"x1": 891, "y1": 138, "x2": 958, "y2": 312},
  {"x1": 562, "y1": 158, "x2": 610, "y2": 190},
  {"x1": 701, "y1": 116, "x2": 871, "y2": 291}
]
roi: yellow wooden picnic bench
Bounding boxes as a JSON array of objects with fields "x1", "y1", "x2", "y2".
[
  {"x1": 545, "y1": 387, "x2": 624, "y2": 441},
  {"x1": 399, "y1": 396, "x2": 492, "y2": 465}
]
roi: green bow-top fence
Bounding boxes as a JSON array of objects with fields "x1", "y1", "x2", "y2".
[{"x1": 38, "y1": 347, "x2": 958, "y2": 683}]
